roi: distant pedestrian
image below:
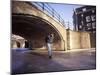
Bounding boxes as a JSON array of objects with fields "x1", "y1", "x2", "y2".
[
  {"x1": 24, "y1": 40, "x2": 32, "y2": 50},
  {"x1": 25, "y1": 40, "x2": 29, "y2": 48},
  {"x1": 45, "y1": 33, "x2": 54, "y2": 59}
]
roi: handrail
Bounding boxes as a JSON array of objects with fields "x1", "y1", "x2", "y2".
[{"x1": 28, "y1": 2, "x2": 66, "y2": 27}]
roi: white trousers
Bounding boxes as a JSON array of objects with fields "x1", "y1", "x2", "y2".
[{"x1": 47, "y1": 43, "x2": 52, "y2": 56}]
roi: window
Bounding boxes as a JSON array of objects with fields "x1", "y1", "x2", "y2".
[
  {"x1": 79, "y1": 25, "x2": 82, "y2": 29},
  {"x1": 86, "y1": 16, "x2": 91, "y2": 22},
  {"x1": 91, "y1": 15, "x2": 96, "y2": 21},
  {"x1": 92, "y1": 10, "x2": 95, "y2": 13},
  {"x1": 88, "y1": 27, "x2": 91, "y2": 30},
  {"x1": 92, "y1": 22, "x2": 96, "y2": 29},
  {"x1": 81, "y1": 14, "x2": 83, "y2": 17},
  {"x1": 87, "y1": 23, "x2": 91, "y2": 28},
  {"x1": 87, "y1": 23, "x2": 91, "y2": 30},
  {"x1": 82, "y1": 8, "x2": 86, "y2": 12},
  {"x1": 81, "y1": 21, "x2": 84, "y2": 25},
  {"x1": 87, "y1": 23, "x2": 91, "y2": 26}
]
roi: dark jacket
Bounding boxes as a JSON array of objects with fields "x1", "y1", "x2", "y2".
[{"x1": 45, "y1": 35, "x2": 54, "y2": 43}]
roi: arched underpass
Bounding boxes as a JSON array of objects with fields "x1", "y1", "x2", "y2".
[{"x1": 12, "y1": 14, "x2": 64, "y2": 50}]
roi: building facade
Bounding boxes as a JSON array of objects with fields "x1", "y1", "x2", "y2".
[{"x1": 73, "y1": 6, "x2": 96, "y2": 32}]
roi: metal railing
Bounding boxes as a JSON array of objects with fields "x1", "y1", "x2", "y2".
[{"x1": 28, "y1": 2, "x2": 66, "y2": 27}]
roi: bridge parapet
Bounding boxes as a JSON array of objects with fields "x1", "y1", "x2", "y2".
[{"x1": 28, "y1": 2, "x2": 66, "y2": 27}]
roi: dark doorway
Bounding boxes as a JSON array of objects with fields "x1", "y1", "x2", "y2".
[
  {"x1": 25, "y1": 40, "x2": 30, "y2": 48},
  {"x1": 16, "y1": 41, "x2": 20, "y2": 48}
]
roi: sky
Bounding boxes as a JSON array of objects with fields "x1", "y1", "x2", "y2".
[{"x1": 47, "y1": 3, "x2": 84, "y2": 30}]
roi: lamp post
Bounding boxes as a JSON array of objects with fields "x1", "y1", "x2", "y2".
[
  {"x1": 66, "y1": 21, "x2": 70, "y2": 50},
  {"x1": 65, "y1": 21, "x2": 70, "y2": 30}
]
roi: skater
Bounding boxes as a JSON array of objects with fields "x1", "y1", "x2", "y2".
[{"x1": 45, "y1": 33, "x2": 54, "y2": 59}]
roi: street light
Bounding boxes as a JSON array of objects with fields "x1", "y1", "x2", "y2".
[{"x1": 65, "y1": 21, "x2": 70, "y2": 30}]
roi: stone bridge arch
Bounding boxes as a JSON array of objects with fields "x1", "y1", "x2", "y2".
[{"x1": 12, "y1": 1, "x2": 67, "y2": 50}]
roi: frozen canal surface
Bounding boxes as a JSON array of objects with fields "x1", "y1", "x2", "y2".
[{"x1": 11, "y1": 49, "x2": 96, "y2": 74}]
